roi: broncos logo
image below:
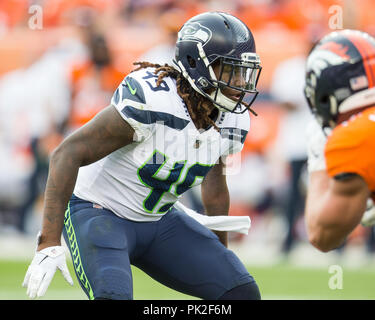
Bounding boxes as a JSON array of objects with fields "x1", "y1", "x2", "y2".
[
  {"x1": 306, "y1": 42, "x2": 351, "y2": 77},
  {"x1": 319, "y1": 42, "x2": 351, "y2": 60}
]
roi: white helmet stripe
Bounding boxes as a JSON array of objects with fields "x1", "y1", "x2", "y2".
[
  {"x1": 339, "y1": 87, "x2": 375, "y2": 113},
  {"x1": 197, "y1": 42, "x2": 217, "y2": 81}
]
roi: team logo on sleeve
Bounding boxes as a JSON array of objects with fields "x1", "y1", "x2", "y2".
[{"x1": 177, "y1": 22, "x2": 212, "y2": 45}]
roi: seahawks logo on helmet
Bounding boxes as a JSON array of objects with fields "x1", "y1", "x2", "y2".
[{"x1": 177, "y1": 22, "x2": 212, "y2": 45}]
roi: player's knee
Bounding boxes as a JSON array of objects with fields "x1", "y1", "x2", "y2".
[
  {"x1": 93, "y1": 267, "x2": 133, "y2": 300},
  {"x1": 218, "y1": 281, "x2": 261, "y2": 300}
]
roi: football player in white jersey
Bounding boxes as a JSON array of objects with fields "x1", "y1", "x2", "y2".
[{"x1": 23, "y1": 12, "x2": 262, "y2": 300}]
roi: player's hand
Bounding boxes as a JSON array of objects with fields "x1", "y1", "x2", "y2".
[
  {"x1": 306, "y1": 119, "x2": 328, "y2": 172},
  {"x1": 23, "y1": 245, "x2": 74, "y2": 299},
  {"x1": 361, "y1": 199, "x2": 375, "y2": 227}
]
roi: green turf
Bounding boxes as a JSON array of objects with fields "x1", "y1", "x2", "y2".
[
  {"x1": 250, "y1": 264, "x2": 375, "y2": 299},
  {"x1": 0, "y1": 259, "x2": 374, "y2": 300}
]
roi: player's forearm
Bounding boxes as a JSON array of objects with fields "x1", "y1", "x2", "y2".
[
  {"x1": 38, "y1": 146, "x2": 81, "y2": 250},
  {"x1": 305, "y1": 171, "x2": 354, "y2": 252},
  {"x1": 201, "y1": 163, "x2": 230, "y2": 216},
  {"x1": 200, "y1": 160, "x2": 230, "y2": 246},
  {"x1": 308, "y1": 223, "x2": 347, "y2": 252},
  {"x1": 307, "y1": 187, "x2": 346, "y2": 252},
  {"x1": 305, "y1": 171, "x2": 330, "y2": 227},
  {"x1": 305, "y1": 171, "x2": 339, "y2": 251},
  {"x1": 203, "y1": 195, "x2": 230, "y2": 216},
  {"x1": 203, "y1": 192, "x2": 230, "y2": 247}
]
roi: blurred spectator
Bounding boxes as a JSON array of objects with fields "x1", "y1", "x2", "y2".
[
  {"x1": 68, "y1": 29, "x2": 124, "y2": 132},
  {"x1": 42, "y1": 0, "x2": 126, "y2": 28},
  {"x1": 270, "y1": 52, "x2": 313, "y2": 253},
  {"x1": 137, "y1": 8, "x2": 186, "y2": 66},
  {"x1": 0, "y1": 0, "x2": 28, "y2": 31},
  {"x1": 0, "y1": 36, "x2": 87, "y2": 233}
]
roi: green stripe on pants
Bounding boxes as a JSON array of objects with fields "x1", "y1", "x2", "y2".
[{"x1": 64, "y1": 202, "x2": 94, "y2": 300}]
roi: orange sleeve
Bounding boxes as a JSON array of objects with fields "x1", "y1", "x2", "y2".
[{"x1": 325, "y1": 107, "x2": 375, "y2": 192}]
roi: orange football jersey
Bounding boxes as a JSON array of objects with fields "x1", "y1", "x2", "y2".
[{"x1": 325, "y1": 106, "x2": 375, "y2": 199}]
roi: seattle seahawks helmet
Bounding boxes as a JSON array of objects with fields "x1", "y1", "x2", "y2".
[
  {"x1": 304, "y1": 29, "x2": 375, "y2": 129},
  {"x1": 173, "y1": 12, "x2": 262, "y2": 114}
]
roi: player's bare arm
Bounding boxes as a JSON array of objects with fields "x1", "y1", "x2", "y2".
[
  {"x1": 305, "y1": 170, "x2": 370, "y2": 252},
  {"x1": 201, "y1": 158, "x2": 230, "y2": 247},
  {"x1": 38, "y1": 105, "x2": 135, "y2": 250}
]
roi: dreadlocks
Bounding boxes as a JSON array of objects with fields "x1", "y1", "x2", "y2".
[{"x1": 132, "y1": 61, "x2": 219, "y2": 131}]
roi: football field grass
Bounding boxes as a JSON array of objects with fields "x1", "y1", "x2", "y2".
[{"x1": 0, "y1": 259, "x2": 374, "y2": 300}]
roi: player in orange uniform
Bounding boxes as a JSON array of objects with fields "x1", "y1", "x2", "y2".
[{"x1": 303, "y1": 29, "x2": 375, "y2": 252}]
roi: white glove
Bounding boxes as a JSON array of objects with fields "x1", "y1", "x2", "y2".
[
  {"x1": 23, "y1": 237, "x2": 73, "y2": 299},
  {"x1": 306, "y1": 119, "x2": 328, "y2": 172},
  {"x1": 361, "y1": 199, "x2": 375, "y2": 227}
]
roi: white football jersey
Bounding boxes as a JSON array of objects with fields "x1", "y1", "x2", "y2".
[{"x1": 74, "y1": 67, "x2": 250, "y2": 221}]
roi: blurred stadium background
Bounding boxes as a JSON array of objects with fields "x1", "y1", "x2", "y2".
[{"x1": 1, "y1": 0, "x2": 375, "y2": 300}]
